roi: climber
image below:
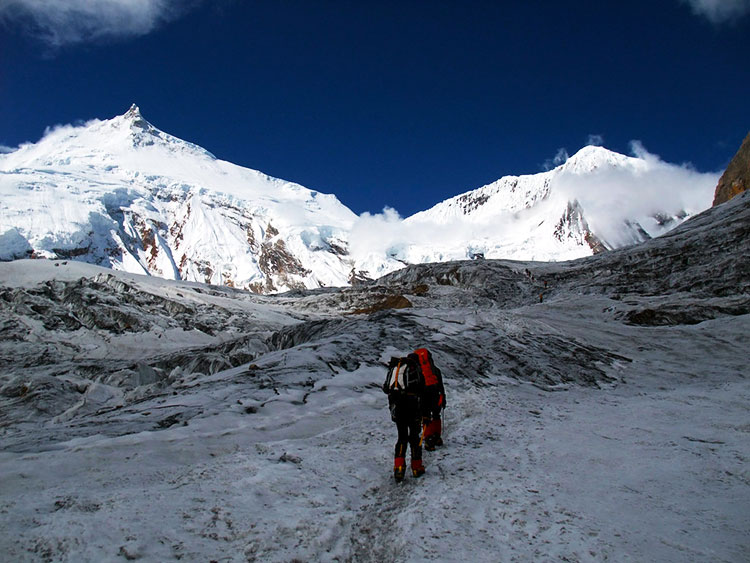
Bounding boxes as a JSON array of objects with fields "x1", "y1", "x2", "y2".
[
  {"x1": 383, "y1": 353, "x2": 426, "y2": 481},
  {"x1": 413, "y1": 348, "x2": 446, "y2": 451}
]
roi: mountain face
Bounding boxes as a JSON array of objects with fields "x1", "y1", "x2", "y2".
[
  {"x1": 713, "y1": 131, "x2": 750, "y2": 206},
  {"x1": 0, "y1": 106, "x2": 715, "y2": 292},
  {"x1": 399, "y1": 145, "x2": 705, "y2": 265},
  {"x1": 0, "y1": 105, "x2": 358, "y2": 293}
]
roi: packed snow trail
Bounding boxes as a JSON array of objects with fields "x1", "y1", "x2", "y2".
[{"x1": 2, "y1": 312, "x2": 748, "y2": 561}]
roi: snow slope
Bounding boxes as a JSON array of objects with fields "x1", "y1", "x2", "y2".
[
  {"x1": 0, "y1": 105, "x2": 358, "y2": 293},
  {"x1": 398, "y1": 145, "x2": 716, "y2": 264},
  {"x1": 0, "y1": 190, "x2": 748, "y2": 561}
]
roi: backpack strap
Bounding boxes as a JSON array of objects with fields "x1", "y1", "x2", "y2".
[{"x1": 391, "y1": 361, "x2": 403, "y2": 390}]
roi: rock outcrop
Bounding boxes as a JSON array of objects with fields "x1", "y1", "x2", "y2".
[{"x1": 713, "y1": 131, "x2": 750, "y2": 206}]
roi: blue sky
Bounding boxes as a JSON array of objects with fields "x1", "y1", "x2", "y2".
[{"x1": 1, "y1": 0, "x2": 749, "y2": 216}]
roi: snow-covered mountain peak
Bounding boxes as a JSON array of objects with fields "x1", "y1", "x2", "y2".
[
  {"x1": 0, "y1": 107, "x2": 360, "y2": 292},
  {"x1": 407, "y1": 145, "x2": 641, "y2": 227},
  {"x1": 124, "y1": 103, "x2": 143, "y2": 121},
  {"x1": 408, "y1": 146, "x2": 638, "y2": 225},
  {"x1": 0, "y1": 104, "x2": 215, "y2": 171},
  {"x1": 395, "y1": 142, "x2": 715, "y2": 264},
  {"x1": 0, "y1": 106, "x2": 718, "y2": 291},
  {"x1": 119, "y1": 103, "x2": 160, "y2": 136},
  {"x1": 559, "y1": 145, "x2": 640, "y2": 175},
  {"x1": 93, "y1": 104, "x2": 217, "y2": 160}
]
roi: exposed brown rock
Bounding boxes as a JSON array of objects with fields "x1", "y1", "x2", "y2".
[
  {"x1": 348, "y1": 268, "x2": 372, "y2": 286},
  {"x1": 412, "y1": 284, "x2": 429, "y2": 296},
  {"x1": 457, "y1": 191, "x2": 491, "y2": 214},
  {"x1": 266, "y1": 223, "x2": 279, "y2": 237},
  {"x1": 246, "y1": 225, "x2": 258, "y2": 252},
  {"x1": 713, "y1": 131, "x2": 750, "y2": 206},
  {"x1": 328, "y1": 241, "x2": 349, "y2": 256},
  {"x1": 169, "y1": 203, "x2": 189, "y2": 244},
  {"x1": 243, "y1": 232, "x2": 311, "y2": 294},
  {"x1": 349, "y1": 295, "x2": 412, "y2": 315},
  {"x1": 194, "y1": 260, "x2": 213, "y2": 284},
  {"x1": 178, "y1": 254, "x2": 188, "y2": 276},
  {"x1": 584, "y1": 231, "x2": 608, "y2": 254}
]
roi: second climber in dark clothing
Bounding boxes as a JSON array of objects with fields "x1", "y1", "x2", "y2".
[{"x1": 413, "y1": 348, "x2": 446, "y2": 451}]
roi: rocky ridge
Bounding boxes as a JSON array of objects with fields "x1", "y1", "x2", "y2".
[{"x1": 713, "y1": 130, "x2": 750, "y2": 205}]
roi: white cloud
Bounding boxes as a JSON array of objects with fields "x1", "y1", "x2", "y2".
[
  {"x1": 0, "y1": 0, "x2": 203, "y2": 47},
  {"x1": 556, "y1": 142, "x2": 718, "y2": 246},
  {"x1": 349, "y1": 205, "x2": 494, "y2": 268},
  {"x1": 348, "y1": 207, "x2": 405, "y2": 261},
  {"x1": 553, "y1": 148, "x2": 569, "y2": 165},
  {"x1": 543, "y1": 147, "x2": 569, "y2": 171},
  {"x1": 586, "y1": 134, "x2": 604, "y2": 147},
  {"x1": 682, "y1": 0, "x2": 750, "y2": 23},
  {"x1": 0, "y1": 145, "x2": 17, "y2": 154}
]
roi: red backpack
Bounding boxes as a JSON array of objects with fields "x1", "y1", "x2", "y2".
[{"x1": 413, "y1": 348, "x2": 439, "y2": 387}]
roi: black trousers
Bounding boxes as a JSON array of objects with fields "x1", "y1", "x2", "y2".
[
  {"x1": 421, "y1": 386, "x2": 442, "y2": 420},
  {"x1": 390, "y1": 393, "x2": 422, "y2": 461}
]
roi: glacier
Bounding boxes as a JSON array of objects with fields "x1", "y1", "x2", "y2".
[{"x1": 0, "y1": 186, "x2": 748, "y2": 561}]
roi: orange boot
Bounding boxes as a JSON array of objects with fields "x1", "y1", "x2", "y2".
[
  {"x1": 394, "y1": 443, "x2": 407, "y2": 482},
  {"x1": 394, "y1": 456, "x2": 406, "y2": 481},
  {"x1": 423, "y1": 418, "x2": 434, "y2": 451},
  {"x1": 411, "y1": 459, "x2": 425, "y2": 478},
  {"x1": 424, "y1": 419, "x2": 441, "y2": 451}
]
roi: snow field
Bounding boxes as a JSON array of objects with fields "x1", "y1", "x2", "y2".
[
  {"x1": 1, "y1": 192, "x2": 748, "y2": 561},
  {"x1": 2, "y1": 303, "x2": 748, "y2": 561}
]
